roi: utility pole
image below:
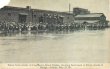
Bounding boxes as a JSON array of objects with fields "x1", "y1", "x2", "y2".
[{"x1": 69, "y1": 3, "x2": 71, "y2": 13}]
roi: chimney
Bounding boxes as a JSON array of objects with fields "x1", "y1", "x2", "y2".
[{"x1": 26, "y1": 6, "x2": 31, "y2": 10}]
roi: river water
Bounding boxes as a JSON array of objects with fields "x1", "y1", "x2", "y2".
[{"x1": 0, "y1": 28, "x2": 110, "y2": 63}]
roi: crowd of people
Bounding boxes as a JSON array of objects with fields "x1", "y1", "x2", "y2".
[{"x1": 0, "y1": 21, "x2": 108, "y2": 33}]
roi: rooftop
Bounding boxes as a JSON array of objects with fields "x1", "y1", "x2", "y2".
[
  {"x1": 1, "y1": 6, "x2": 72, "y2": 15},
  {"x1": 75, "y1": 13, "x2": 105, "y2": 18},
  {"x1": 74, "y1": 20, "x2": 100, "y2": 24}
]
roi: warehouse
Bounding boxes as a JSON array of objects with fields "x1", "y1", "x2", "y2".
[
  {"x1": 0, "y1": 6, "x2": 74, "y2": 25},
  {"x1": 0, "y1": 6, "x2": 108, "y2": 32},
  {"x1": 74, "y1": 13, "x2": 108, "y2": 29}
]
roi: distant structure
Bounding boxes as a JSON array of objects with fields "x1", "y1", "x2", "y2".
[
  {"x1": 73, "y1": 7, "x2": 90, "y2": 16},
  {"x1": 74, "y1": 13, "x2": 108, "y2": 27}
]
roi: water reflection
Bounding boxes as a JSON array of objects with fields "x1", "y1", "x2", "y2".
[{"x1": 0, "y1": 28, "x2": 110, "y2": 63}]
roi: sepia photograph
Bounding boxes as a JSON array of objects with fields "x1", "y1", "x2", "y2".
[{"x1": 0, "y1": 0, "x2": 109, "y2": 63}]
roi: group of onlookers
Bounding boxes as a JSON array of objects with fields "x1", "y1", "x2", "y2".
[{"x1": 0, "y1": 21, "x2": 108, "y2": 33}]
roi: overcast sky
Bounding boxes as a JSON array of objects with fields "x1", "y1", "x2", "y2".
[{"x1": 7, "y1": 0, "x2": 109, "y2": 20}]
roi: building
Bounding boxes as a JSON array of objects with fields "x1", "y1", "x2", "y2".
[
  {"x1": 0, "y1": 6, "x2": 74, "y2": 25},
  {"x1": 0, "y1": 6, "x2": 108, "y2": 31},
  {"x1": 74, "y1": 13, "x2": 108, "y2": 27},
  {"x1": 73, "y1": 7, "x2": 90, "y2": 16}
]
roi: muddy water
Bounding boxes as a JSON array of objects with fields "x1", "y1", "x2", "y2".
[{"x1": 0, "y1": 29, "x2": 110, "y2": 63}]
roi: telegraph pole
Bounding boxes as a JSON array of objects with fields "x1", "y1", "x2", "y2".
[{"x1": 69, "y1": 3, "x2": 71, "y2": 13}]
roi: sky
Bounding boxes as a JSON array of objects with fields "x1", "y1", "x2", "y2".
[
  {"x1": 0, "y1": 0, "x2": 109, "y2": 20},
  {"x1": 0, "y1": 0, "x2": 10, "y2": 8}
]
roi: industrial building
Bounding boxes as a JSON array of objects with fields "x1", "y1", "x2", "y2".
[
  {"x1": 0, "y1": 6, "x2": 74, "y2": 25},
  {"x1": 0, "y1": 6, "x2": 108, "y2": 32},
  {"x1": 73, "y1": 7, "x2": 90, "y2": 16},
  {"x1": 74, "y1": 13, "x2": 108, "y2": 27}
]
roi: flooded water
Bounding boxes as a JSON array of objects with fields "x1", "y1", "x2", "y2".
[{"x1": 0, "y1": 28, "x2": 110, "y2": 63}]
